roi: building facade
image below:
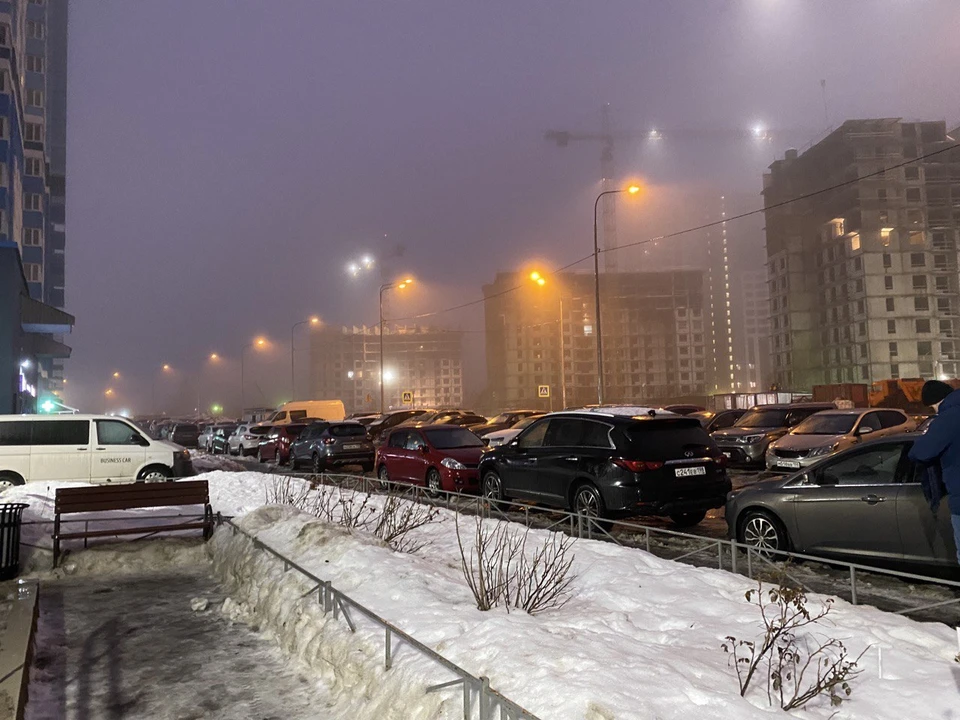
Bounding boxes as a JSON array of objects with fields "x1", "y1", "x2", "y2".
[
  {"x1": 764, "y1": 119, "x2": 960, "y2": 389},
  {"x1": 308, "y1": 325, "x2": 464, "y2": 415},
  {"x1": 0, "y1": 0, "x2": 71, "y2": 413},
  {"x1": 732, "y1": 269, "x2": 771, "y2": 391},
  {"x1": 483, "y1": 269, "x2": 708, "y2": 410}
]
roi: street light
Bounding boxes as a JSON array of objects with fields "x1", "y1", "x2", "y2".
[
  {"x1": 240, "y1": 337, "x2": 268, "y2": 417},
  {"x1": 112, "y1": 371, "x2": 120, "y2": 379},
  {"x1": 529, "y1": 270, "x2": 566, "y2": 409},
  {"x1": 379, "y1": 278, "x2": 413, "y2": 413},
  {"x1": 592, "y1": 184, "x2": 640, "y2": 404},
  {"x1": 152, "y1": 364, "x2": 173, "y2": 414},
  {"x1": 290, "y1": 316, "x2": 321, "y2": 401},
  {"x1": 197, "y1": 352, "x2": 222, "y2": 416}
]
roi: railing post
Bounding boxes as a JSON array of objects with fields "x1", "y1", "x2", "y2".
[
  {"x1": 385, "y1": 626, "x2": 393, "y2": 669},
  {"x1": 717, "y1": 540, "x2": 722, "y2": 570},
  {"x1": 746, "y1": 546, "x2": 753, "y2": 578},
  {"x1": 479, "y1": 676, "x2": 490, "y2": 719},
  {"x1": 463, "y1": 678, "x2": 471, "y2": 720},
  {"x1": 731, "y1": 540, "x2": 738, "y2": 575},
  {"x1": 850, "y1": 566, "x2": 858, "y2": 605},
  {"x1": 644, "y1": 527, "x2": 650, "y2": 553}
]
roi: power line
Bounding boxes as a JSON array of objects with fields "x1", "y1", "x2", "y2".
[{"x1": 386, "y1": 141, "x2": 960, "y2": 324}]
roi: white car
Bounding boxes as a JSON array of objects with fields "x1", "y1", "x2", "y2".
[
  {"x1": 482, "y1": 415, "x2": 544, "y2": 447},
  {"x1": 0, "y1": 414, "x2": 192, "y2": 487},
  {"x1": 228, "y1": 424, "x2": 272, "y2": 456}
]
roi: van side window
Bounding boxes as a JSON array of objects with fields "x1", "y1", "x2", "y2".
[
  {"x1": 289, "y1": 410, "x2": 307, "y2": 421},
  {"x1": 0, "y1": 421, "x2": 31, "y2": 445},
  {"x1": 97, "y1": 420, "x2": 144, "y2": 446},
  {"x1": 33, "y1": 421, "x2": 89, "y2": 445}
]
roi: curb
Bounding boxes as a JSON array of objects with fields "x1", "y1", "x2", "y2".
[{"x1": 0, "y1": 581, "x2": 40, "y2": 720}]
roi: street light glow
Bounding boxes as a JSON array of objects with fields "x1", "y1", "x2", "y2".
[
  {"x1": 362, "y1": 255, "x2": 374, "y2": 268},
  {"x1": 112, "y1": 371, "x2": 120, "y2": 378},
  {"x1": 310, "y1": 316, "x2": 320, "y2": 325},
  {"x1": 255, "y1": 337, "x2": 266, "y2": 347},
  {"x1": 209, "y1": 353, "x2": 219, "y2": 361},
  {"x1": 529, "y1": 271, "x2": 546, "y2": 287},
  {"x1": 627, "y1": 185, "x2": 641, "y2": 194},
  {"x1": 105, "y1": 388, "x2": 114, "y2": 396},
  {"x1": 162, "y1": 364, "x2": 171, "y2": 372}
]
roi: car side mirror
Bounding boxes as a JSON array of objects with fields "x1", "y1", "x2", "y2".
[
  {"x1": 858, "y1": 426, "x2": 873, "y2": 436},
  {"x1": 419, "y1": 444, "x2": 429, "y2": 454}
]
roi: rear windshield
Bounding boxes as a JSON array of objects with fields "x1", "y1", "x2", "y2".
[
  {"x1": 331, "y1": 424, "x2": 367, "y2": 437},
  {"x1": 424, "y1": 428, "x2": 484, "y2": 449},
  {"x1": 250, "y1": 426, "x2": 271, "y2": 436},
  {"x1": 622, "y1": 422, "x2": 715, "y2": 459},
  {"x1": 286, "y1": 424, "x2": 307, "y2": 437},
  {"x1": 734, "y1": 409, "x2": 789, "y2": 428},
  {"x1": 175, "y1": 424, "x2": 199, "y2": 432}
]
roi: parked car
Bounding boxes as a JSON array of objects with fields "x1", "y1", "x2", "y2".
[
  {"x1": 209, "y1": 424, "x2": 239, "y2": 455},
  {"x1": 375, "y1": 425, "x2": 486, "y2": 495},
  {"x1": 765, "y1": 408, "x2": 913, "y2": 471},
  {"x1": 198, "y1": 423, "x2": 236, "y2": 452},
  {"x1": 289, "y1": 421, "x2": 375, "y2": 472},
  {"x1": 229, "y1": 424, "x2": 272, "y2": 456},
  {"x1": 367, "y1": 409, "x2": 432, "y2": 442},
  {"x1": 689, "y1": 408, "x2": 747, "y2": 434},
  {"x1": 402, "y1": 410, "x2": 477, "y2": 428},
  {"x1": 443, "y1": 413, "x2": 490, "y2": 429},
  {"x1": 663, "y1": 404, "x2": 706, "y2": 416},
  {"x1": 478, "y1": 411, "x2": 730, "y2": 527},
  {"x1": 169, "y1": 423, "x2": 201, "y2": 449},
  {"x1": 256, "y1": 424, "x2": 309, "y2": 464},
  {"x1": 726, "y1": 434, "x2": 958, "y2": 568},
  {"x1": 481, "y1": 414, "x2": 545, "y2": 447},
  {"x1": 473, "y1": 410, "x2": 541, "y2": 437},
  {"x1": 350, "y1": 414, "x2": 381, "y2": 427},
  {"x1": 711, "y1": 403, "x2": 836, "y2": 467}
]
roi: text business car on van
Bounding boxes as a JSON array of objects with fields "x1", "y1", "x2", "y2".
[{"x1": 0, "y1": 414, "x2": 194, "y2": 487}]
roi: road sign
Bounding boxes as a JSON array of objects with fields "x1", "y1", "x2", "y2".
[
  {"x1": 401, "y1": 390, "x2": 414, "y2": 404},
  {"x1": 538, "y1": 385, "x2": 550, "y2": 398}
]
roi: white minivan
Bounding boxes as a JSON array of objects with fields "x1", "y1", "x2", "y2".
[
  {"x1": 262, "y1": 400, "x2": 346, "y2": 425},
  {"x1": 0, "y1": 414, "x2": 194, "y2": 488}
]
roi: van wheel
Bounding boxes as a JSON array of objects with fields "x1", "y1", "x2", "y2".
[
  {"x1": 0, "y1": 472, "x2": 25, "y2": 489},
  {"x1": 138, "y1": 466, "x2": 172, "y2": 483}
]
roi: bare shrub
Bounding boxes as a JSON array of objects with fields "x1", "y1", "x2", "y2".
[
  {"x1": 373, "y1": 494, "x2": 440, "y2": 553},
  {"x1": 268, "y1": 479, "x2": 437, "y2": 553},
  {"x1": 455, "y1": 513, "x2": 575, "y2": 615},
  {"x1": 721, "y1": 578, "x2": 864, "y2": 711}
]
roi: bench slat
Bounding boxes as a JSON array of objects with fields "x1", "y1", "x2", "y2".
[
  {"x1": 57, "y1": 522, "x2": 208, "y2": 541},
  {"x1": 55, "y1": 481, "x2": 210, "y2": 514}
]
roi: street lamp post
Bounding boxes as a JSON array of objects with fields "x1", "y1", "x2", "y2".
[
  {"x1": 240, "y1": 338, "x2": 267, "y2": 418},
  {"x1": 530, "y1": 271, "x2": 567, "y2": 409},
  {"x1": 592, "y1": 185, "x2": 640, "y2": 405},
  {"x1": 290, "y1": 317, "x2": 320, "y2": 402},
  {"x1": 379, "y1": 279, "x2": 413, "y2": 414},
  {"x1": 152, "y1": 364, "x2": 172, "y2": 415}
]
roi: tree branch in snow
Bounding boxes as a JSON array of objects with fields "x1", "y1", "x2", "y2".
[
  {"x1": 372, "y1": 494, "x2": 440, "y2": 554},
  {"x1": 721, "y1": 573, "x2": 863, "y2": 711}
]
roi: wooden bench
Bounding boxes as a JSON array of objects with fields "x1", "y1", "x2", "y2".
[{"x1": 53, "y1": 480, "x2": 214, "y2": 567}]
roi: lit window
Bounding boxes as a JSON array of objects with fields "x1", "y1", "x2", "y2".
[{"x1": 849, "y1": 232, "x2": 860, "y2": 251}]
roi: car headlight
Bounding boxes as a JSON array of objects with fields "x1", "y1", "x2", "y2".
[
  {"x1": 181, "y1": 449, "x2": 190, "y2": 460},
  {"x1": 807, "y1": 443, "x2": 839, "y2": 457},
  {"x1": 441, "y1": 457, "x2": 466, "y2": 470},
  {"x1": 738, "y1": 434, "x2": 765, "y2": 444}
]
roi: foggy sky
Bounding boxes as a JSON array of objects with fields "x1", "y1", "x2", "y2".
[{"x1": 64, "y1": 0, "x2": 960, "y2": 415}]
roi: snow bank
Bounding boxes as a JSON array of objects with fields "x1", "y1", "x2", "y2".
[{"x1": 207, "y1": 480, "x2": 960, "y2": 720}]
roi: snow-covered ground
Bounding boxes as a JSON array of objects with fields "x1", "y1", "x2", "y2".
[{"x1": 7, "y1": 471, "x2": 960, "y2": 718}]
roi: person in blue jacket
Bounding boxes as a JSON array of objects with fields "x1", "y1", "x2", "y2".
[{"x1": 908, "y1": 380, "x2": 960, "y2": 564}]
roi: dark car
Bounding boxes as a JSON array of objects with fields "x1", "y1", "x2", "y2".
[
  {"x1": 209, "y1": 424, "x2": 238, "y2": 454},
  {"x1": 663, "y1": 404, "x2": 706, "y2": 416},
  {"x1": 290, "y1": 421, "x2": 375, "y2": 473},
  {"x1": 726, "y1": 434, "x2": 958, "y2": 568},
  {"x1": 443, "y1": 413, "x2": 490, "y2": 429},
  {"x1": 256, "y1": 423, "x2": 308, "y2": 465},
  {"x1": 478, "y1": 411, "x2": 730, "y2": 527},
  {"x1": 403, "y1": 409, "x2": 477, "y2": 428},
  {"x1": 711, "y1": 403, "x2": 836, "y2": 467},
  {"x1": 472, "y1": 410, "x2": 540, "y2": 437},
  {"x1": 690, "y1": 408, "x2": 747, "y2": 434},
  {"x1": 376, "y1": 425, "x2": 486, "y2": 495},
  {"x1": 367, "y1": 409, "x2": 432, "y2": 442},
  {"x1": 169, "y1": 423, "x2": 200, "y2": 448}
]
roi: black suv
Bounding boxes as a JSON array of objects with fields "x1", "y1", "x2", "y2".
[
  {"x1": 289, "y1": 421, "x2": 375, "y2": 473},
  {"x1": 478, "y1": 411, "x2": 730, "y2": 527},
  {"x1": 169, "y1": 423, "x2": 200, "y2": 449}
]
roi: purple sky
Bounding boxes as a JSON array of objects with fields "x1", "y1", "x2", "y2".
[{"x1": 64, "y1": 0, "x2": 960, "y2": 415}]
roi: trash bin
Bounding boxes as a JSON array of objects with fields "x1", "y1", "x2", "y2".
[{"x1": 0, "y1": 503, "x2": 28, "y2": 580}]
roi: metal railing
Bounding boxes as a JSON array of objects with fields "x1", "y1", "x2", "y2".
[
  {"x1": 221, "y1": 519, "x2": 543, "y2": 720},
  {"x1": 250, "y1": 465, "x2": 960, "y2": 620}
]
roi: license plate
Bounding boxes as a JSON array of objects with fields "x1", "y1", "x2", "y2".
[
  {"x1": 675, "y1": 466, "x2": 706, "y2": 477},
  {"x1": 343, "y1": 444, "x2": 362, "y2": 450},
  {"x1": 777, "y1": 460, "x2": 801, "y2": 469}
]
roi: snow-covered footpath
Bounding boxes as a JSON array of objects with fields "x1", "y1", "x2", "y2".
[{"x1": 6, "y1": 470, "x2": 960, "y2": 719}]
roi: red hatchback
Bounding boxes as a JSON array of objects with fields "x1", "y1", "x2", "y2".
[
  {"x1": 257, "y1": 423, "x2": 308, "y2": 465},
  {"x1": 376, "y1": 425, "x2": 486, "y2": 495}
]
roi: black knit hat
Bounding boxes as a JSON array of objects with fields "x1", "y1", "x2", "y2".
[{"x1": 921, "y1": 380, "x2": 953, "y2": 407}]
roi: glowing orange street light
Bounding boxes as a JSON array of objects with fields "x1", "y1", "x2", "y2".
[
  {"x1": 379, "y1": 277, "x2": 416, "y2": 412},
  {"x1": 209, "y1": 353, "x2": 220, "y2": 362},
  {"x1": 528, "y1": 269, "x2": 565, "y2": 407},
  {"x1": 162, "y1": 364, "x2": 171, "y2": 372},
  {"x1": 104, "y1": 388, "x2": 114, "y2": 397},
  {"x1": 112, "y1": 371, "x2": 120, "y2": 379}
]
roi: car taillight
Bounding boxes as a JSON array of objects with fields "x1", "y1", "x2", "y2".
[
  {"x1": 613, "y1": 458, "x2": 664, "y2": 472},
  {"x1": 715, "y1": 454, "x2": 728, "y2": 468},
  {"x1": 322, "y1": 437, "x2": 336, "y2": 445}
]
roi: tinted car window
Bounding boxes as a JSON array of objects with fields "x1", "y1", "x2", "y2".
[
  {"x1": 97, "y1": 420, "x2": 145, "y2": 446},
  {"x1": 388, "y1": 431, "x2": 408, "y2": 448},
  {"x1": 622, "y1": 421, "x2": 714, "y2": 459},
  {"x1": 544, "y1": 419, "x2": 585, "y2": 447},
  {"x1": 517, "y1": 419, "x2": 549, "y2": 448},
  {"x1": 785, "y1": 409, "x2": 823, "y2": 426},
  {"x1": 713, "y1": 411, "x2": 742, "y2": 430},
  {"x1": 424, "y1": 428, "x2": 484, "y2": 449},
  {"x1": 290, "y1": 410, "x2": 308, "y2": 421},
  {"x1": 735, "y1": 409, "x2": 789, "y2": 428},
  {"x1": 877, "y1": 411, "x2": 907, "y2": 429},
  {"x1": 32, "y1": 420, "x2": 90, "y2": 445},
  {"x1": 330, "y1": 424, "x2": 366, "y2": 437},
  {"x1": 0, "y1": 422, "x2": 32, "y2": 446},
  {"x1": 817, "y1": 444, "x2": 903, "y2": 486},
  {"x1": 857, "y1": 413, "x2": 882, "y2": 432},
  {"x1": 250, "y1": 426, "x2": 271, "y2": 437},
  {"x1": 285, "y1": 424, "x2": 308, "y2": 438}
]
